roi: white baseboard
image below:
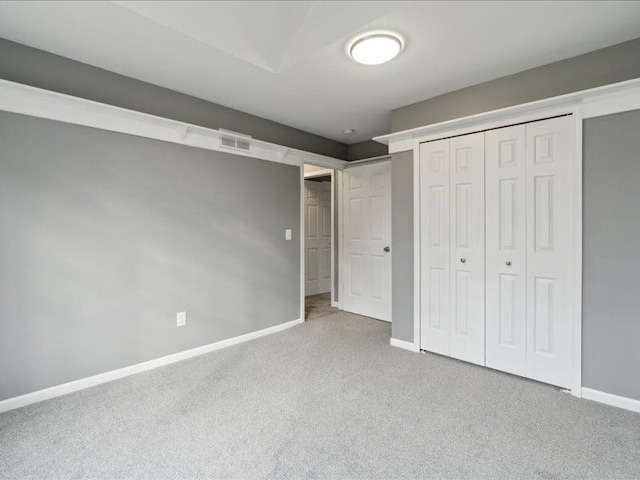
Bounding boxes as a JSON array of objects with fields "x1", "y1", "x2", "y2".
[
  {"x1": 390, "y1": 338, "x2": 420, "y2": 353},
  {"x1": 0, "y1": 318, "x2": 302, "y2": 414},
  {"x1": 581, "y1": 387, "x2": 640, "y2": 414}
]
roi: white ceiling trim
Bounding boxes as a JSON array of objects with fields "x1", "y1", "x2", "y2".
[
  {"x1": 374, "y1": 78, "x2": 640, "y2": 153},
  {"x1": 0, "y1": 79, "x2": 348, "y2": 169}
]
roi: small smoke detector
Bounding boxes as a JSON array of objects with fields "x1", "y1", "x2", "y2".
[
  {"x1": 343, "y1": 129, "x2": 355, "y2": 136},
  {"x1": 219, "y1": 129, "x2": 252, "y2": 153}
]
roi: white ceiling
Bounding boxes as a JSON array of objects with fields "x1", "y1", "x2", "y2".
[{"x1": 0, "y1": 1, "x2": 639, "y2": 144}]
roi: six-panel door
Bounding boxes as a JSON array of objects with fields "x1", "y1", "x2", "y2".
[
  {"x1": 342, "y1": 162, "x2": 392, "y2": 322},
  {"x1": 305, "y1": 180, "x2": 332, "y2": 296}
]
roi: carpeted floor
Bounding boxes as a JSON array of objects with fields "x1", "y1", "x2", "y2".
[
  {"x1": 1, "y1": 311, "x2": 639, "y2": 479},
  {"x1": 305, "y1": 292, "x2": 339, "y2": 320}
]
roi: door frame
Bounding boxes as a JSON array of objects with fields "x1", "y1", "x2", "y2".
[
  {"x1": 373, "y1": 79, "x2": 640, "y2": 398},
  {"x1": 302, "y1": 165, "x2": 338, "y2": 309}
]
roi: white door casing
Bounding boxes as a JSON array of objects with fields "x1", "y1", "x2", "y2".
[
  {"x1": 304, "y1": 180, "x2": 332, "y2": 296},
  {"x1": 485, "y1": 124, "x2": 528, "y2": 375},
  {"x1": 419, "y1": 139, "x2": 450, "y2": 354},
  {"x1": 342, "y1": 162, "x2": 392, "y2": 322},
  {"x1": 449, "y1": 133, "x2": 485, "y2": 365},
  {"x1": 525, "y1": 116, "x2": 573, "y2": 388}
]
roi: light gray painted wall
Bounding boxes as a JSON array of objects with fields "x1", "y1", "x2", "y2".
[
  {"x1": 0, "y1": 111, "x2": 300, "y2": 402},
  {"x1": 391, "y1": 151, "x2": 413, "y2": 342},
  {"x1": 582, "y1": 110, "x2": 640, "y2": 402},
  {"x1": 0, "y1": 38, "x2": 348, "y2": 160},
  {"x1": 392, "y1": 37, "x2": 640, "y2": 132},
  {"x1": 347, "y1": 140, "x2": 388, "y2": 161}
]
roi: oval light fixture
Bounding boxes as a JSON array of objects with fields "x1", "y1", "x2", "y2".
[{"x1": 349, "y1": 32, "x2": 403, "y2": 65}]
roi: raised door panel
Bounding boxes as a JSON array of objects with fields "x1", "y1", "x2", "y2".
[
  {"x1": 322, "y1": 247, "x2": 331, "y2": 280},
  {"x1": 525, "y1": 116, "x2": 573, "y2": 388},
  {"x1": 307, "y1": 248, "x2": 318, "y2": 281},
  {"x1": 420, "y1": 139, "x2": 450, "y2": 355},
  {"x1": 449, "y1": 133, "x2": 485, "y2": 365},
  {"x1": 307, "y1": 204, "x2": 319, "y2": 238},
  {"x1": 485, "y1": 125, "x2": 527, "y2": 375}
]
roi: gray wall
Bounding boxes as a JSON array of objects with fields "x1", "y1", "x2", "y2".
[
  {"x1": 347, "y1": 140, "x2": 388, "y2": 161},
  {"x1": 0, "y1": 111, "x2": 300, "y2": 402},
  {"x1": 391, "y1": 151, "x2": 414, "y2": 342},
  {"x1": 392, "y1": 37, "x2": 640, "y2": 132},
  {"x1": 583, "y1": 110, "x2": 640, "y2": 401},
  {"x1": 0, "y1": 38, "x2": 348, "y2": 160}
]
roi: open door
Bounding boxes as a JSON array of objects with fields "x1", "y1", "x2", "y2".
[{"x1": 341, "y1": 161, "x2": 392, "y2": 322}]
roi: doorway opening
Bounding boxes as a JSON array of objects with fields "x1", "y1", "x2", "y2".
[{"x1": 303, "y1": 164, "x2": 339, "y2": 320}]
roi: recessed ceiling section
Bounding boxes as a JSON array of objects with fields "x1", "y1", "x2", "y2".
[{"x1": 114, "y1": 0, "x2": 396, "y2": 73}]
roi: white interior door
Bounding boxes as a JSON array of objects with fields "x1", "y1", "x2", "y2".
[
  {"x1": 525, "y1": 116, "x2": 573, "y2": 388},
  {"x1": 419, "y1": 139, "x2": 450, "y2": 355},
  {"x1": 305, "y1": 180, "x2": 332, "y2": 296},
  {"x1": 485, "y1": 124, "x2": 527, "y2": 375},
  {"x1": 449, "y1": 133, "x2": 485, "y2": 365},
  {"x1": 342, "y1": 162, "x2": 391, "y2": 321}
]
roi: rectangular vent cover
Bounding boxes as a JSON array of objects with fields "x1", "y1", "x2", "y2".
[{"x1": 219, "y1": 130, "x2": 252, "y2": 152}]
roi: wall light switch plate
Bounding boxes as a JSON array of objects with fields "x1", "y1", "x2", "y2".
[
  {"x1": 176, "y1": 311, "x2": 187, "y2": 327},
  {"x1": 285, "y1": 229, "x2": 292, "y2": 240}
]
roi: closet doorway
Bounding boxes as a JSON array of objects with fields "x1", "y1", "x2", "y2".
[{"x1": 418, "y1": 115, "x2": 575, "y2": 388}]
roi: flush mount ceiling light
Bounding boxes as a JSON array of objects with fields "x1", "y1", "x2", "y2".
[
  {"x1": 343, "y1": 129, "x2": 355, "y2": 135},
  {"x1": 349, "y1": 32, "x2": 403, "y2": 65}
]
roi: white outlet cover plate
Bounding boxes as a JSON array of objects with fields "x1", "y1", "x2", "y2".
[{"x1": 177, "y1": 311, "x2": 187, "y2": 327}]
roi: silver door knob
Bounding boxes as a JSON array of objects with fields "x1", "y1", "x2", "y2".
[
  {"x1": 460, "y1": 258, "x2": 466, "y2": 263},
  {"x1": 506, "y1": 261, "x2": 512, "y2": 266},
  {"x1": 383, "y1": 246, "x2": 390, "y2": 253}
]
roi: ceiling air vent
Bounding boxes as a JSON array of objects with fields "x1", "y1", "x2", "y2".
[{"x1": 219, "y1": 129, "x2": 252, "y2": 153}]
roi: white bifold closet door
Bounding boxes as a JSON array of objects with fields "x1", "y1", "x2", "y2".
[
  {"x1": 485, "y1": 125, "x2": 527, "y2": 375},
  {"x1": 420, "y1": 132, "x2": 485, "y2": 365},
  {"x1": 524, "y1": 117, "x2": 573, "y2": 388},
  {"x1": 485, "y1": 116, "x2": 573, "y2": 388}
]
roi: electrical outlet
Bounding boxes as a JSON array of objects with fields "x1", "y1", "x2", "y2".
[
  {"x1": 176, "y1": 311, "x2": 187, "y2": 327},
  {"x1": 285, "y1": 229, "x2": 292, "y2": 240}
]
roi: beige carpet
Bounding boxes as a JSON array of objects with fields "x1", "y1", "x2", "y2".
[{"x1": 305, "y1": 292, "x2": 339, "y2": 320}]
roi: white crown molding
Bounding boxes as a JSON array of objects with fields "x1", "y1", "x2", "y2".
[
  {"x1": 346, "y1": 154, "x2": 391, "y2": 166},
  {"x1": 0, "y1": 317, "x2": 303, "y2": 414},
  {"x1": 375, "y1": 78, "x2": 640, "y2": 153},
  {"x1": 0, "y1": 79, "x2": 349, "y2": 170}
]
